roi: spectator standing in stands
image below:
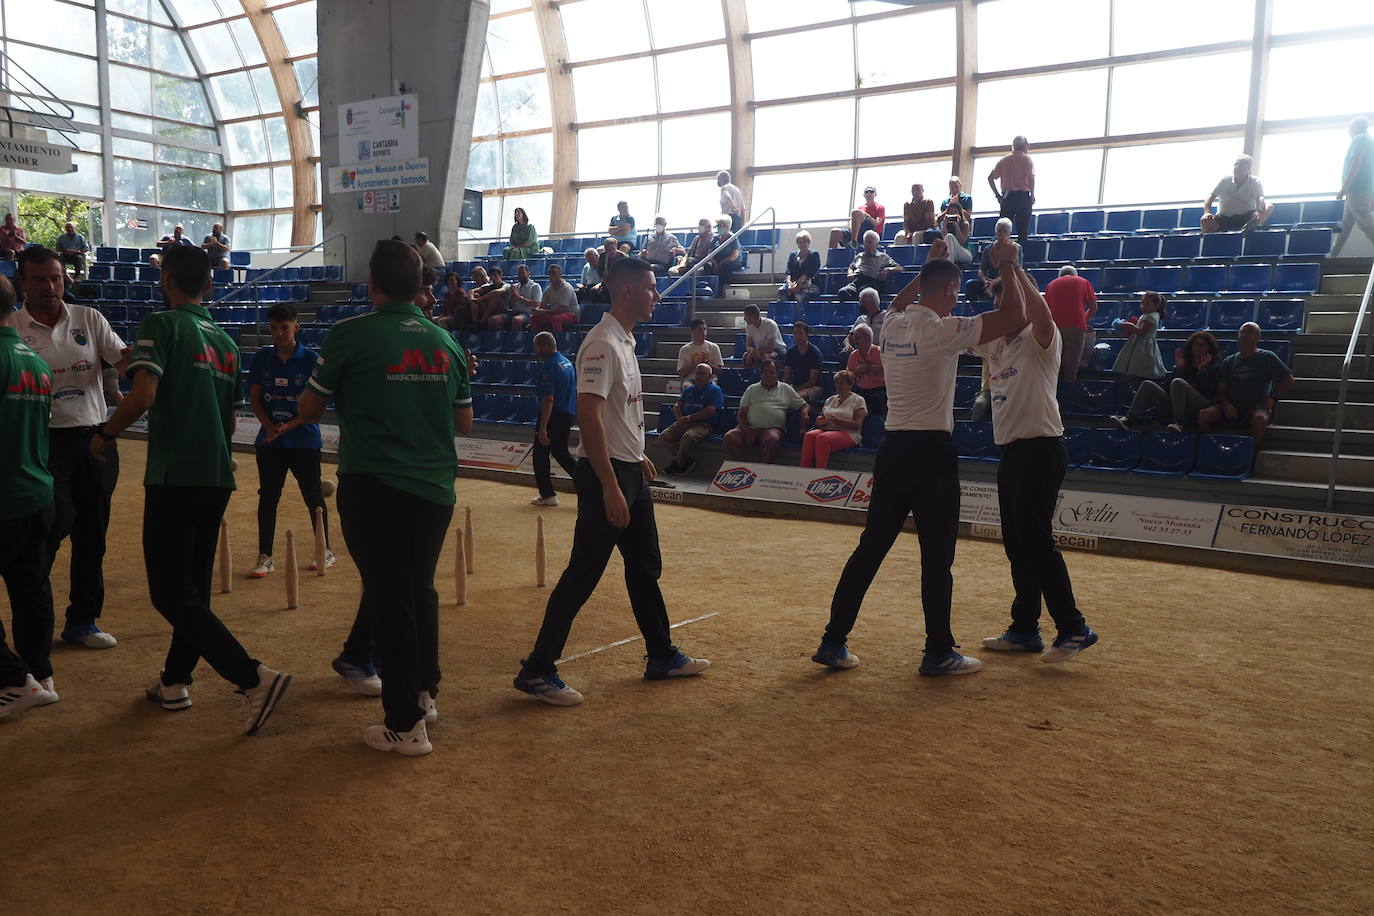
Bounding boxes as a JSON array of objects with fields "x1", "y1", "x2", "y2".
[
  {"x1": 676, "y1": 317, "x2": 723, "y2": 378},
  {"x1": 638, "y1": 216, "x2": 682, "y2": 274},
  {"x1": 895, "y1": 183, "x2": 937, "y2": 246},
  {"x1": 846, "y1": 323, "x2": 886, "y2": 418},
  {"x1": 724, "y1": 358, "x2": 808, "y2": 463},
  {"x1": 810, "y1": 250, "x2": 1027, "y2": 676},
  {"x1": 829, "y1": 186, "x2": 886, "y2": 250},
  {"x1": 718, "y1": 171, "x2": 745, "y2": 233},
  {"x1": 0, "y1": 212, "x2": 27, "y2": 259},
  {"x1": 1044, "y1": 265, "x2": 1097, "y2": 381},
  {"x1": 503, "y1": 207, "x2": 539, "y2": 259},
  {"x1": 1332, "y1": 115, "x2": 1374, "y2": 258},
  {"x1": 530, "y1": 331, "x2": 577, "y2": 507},
  {"x1": 514, "y1": 257, "x2": 709, "y2": 706},
  {"x1": 802, "y1": 370, "x2": 868, "y2": 469},
  {"x1": 742, "y1": 303, "x2": 783, "y2": 367},
  {"x1": 1112, "y1": 291, "x2": 1167, "y2": 381},
  {"x1": 202, "y1": 223, "x2": 231, "y2": 269},
  {"x1": 414, "y1": 232, "x2": 445, "y2": 275},
  {"x1": 1111, "y1": 330, "x2": 1222, "y2": 432},
  {"x1": 975, "y1": 246, "x2": 1099, "y2": 664},
  {"x1": 1201, "y1": 155, "x2": 1274, "y2": 233},
  {"x1": 55, "y1": 222, "x2": 90, "y2": 278},
  {"x1": 941, "y1": 177, "x2": 972, "y2": 223},
  {"x1": 988, "y1": 135, "x2": 1036, "y2": 244},
  {"x1": 660, "y1": 362, "x2": 723, "y2": 476},
  {"x1": 710, "y1": 216, "x2": 742, "y2": 288},
  {"x1": 847, "y1": 287, "x2": 885, "y2": 351},
  {"x1": 4, "y1": 247, "x2": 127, "y2": 650},
  {"x1": 778, "y1": 230, "x2": 822, "y2": 304},
  {"x1": 671, "y1": 218, "x2": 716, "y2": 277},
  {"x1": 838, "y1": 230, "x2": 899, "y2": 302},
  {"x1": 784, "y1": 321, "x2": 824, "y2": 402},
  {"x1": 607, "y1": 201, "x2": 637, "y2": 249},
  {"x1": 578, "y1": 248, "x2": 602, "y2": 294},
  {"x1": 528, "y1": 264, "x2": 579, "y2": 333},
  {"x1": 473, "y1": 266, "x2": 511, "y2": 326},
  {"x1": 1197, "y1": 321, "x2": 1294, "y2": 449},
  {"x1": 505, "y1": 263, "x2": 542, "y2": 332},
  {"x1": 435, "y1": 271, "x2": 471, "y2": 330},
  {"x1": 245, "y1": 302, "x2": 332, "y2": 579},
  {"x1": 94, "y1": 245, "x2": 291, "y2": 734}
]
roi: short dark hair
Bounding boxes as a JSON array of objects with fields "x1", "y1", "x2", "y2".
[
  {"x1": 16, "y1": 246, "x2": 61, "y2": 280},
  {"x1": 0, "y1": 275, "x2": 15, "y2": 310},
  {"x1": 490, "y1": 267, "x2": 503, "y2": 278},
  {"x1": 689, "y1": 317, "x2": 707, "y2": 330},
  {"x1": 421, "y1": 267, "x2": 437, "y2": 287},
  {"x1": 792, "y1": 321, "x2": 811, "y2": 334},
  {"x1": 369, "y1": 239, "x2": 423, "y2": 301},
  {"x1": 743, "y1": 304, "x2": 760, "y2": 319},
  {"x1": 161, "y1": 245, "x2": 212, "y2": 298},
  {"x1": 918, "y1": 257, "x2": 962, "y2": 296},
  {"x1": 604, "y1": 255, "x2": 653, "y2": 291},
  {"x1": 267, "y1": 304, "x2": 298, "y2": 323}
]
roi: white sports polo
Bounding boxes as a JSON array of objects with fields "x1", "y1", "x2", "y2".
[
  {"x1": 3, "y1": 302, "x2": 126, "y2": 428},
  {"x1": 879, "y1": 303, "x2": 983, "y2": 432},
  {"x1": 1212, "y1": 175, "x2": 1265, "y2": 217},
  {"x1": 973, "y1": 324, "x2": 1064, "y2": 445},
  {"x1": 575, "y1": 312, "x2": 645, "y2": 463}
]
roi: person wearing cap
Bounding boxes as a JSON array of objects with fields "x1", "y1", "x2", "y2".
[
  {"x1": 829, "y1": 186, "x2": 886, "y2": 249},
  {"x1": 638, "y1": 216, "x2": 683, "y2": 274}
]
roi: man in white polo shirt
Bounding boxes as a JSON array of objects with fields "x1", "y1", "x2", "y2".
[
  {"x1": 1200, "y1": 154, "x2": 1274, "y2": 233},
  {"x1": 974, "y1": 263, "x2": 1099, "y2": 664},
  {"x1": 514, "y1": 257, "x2": 710, "y2": 706},
  {"x1": 810, "y1": 248, "x2": 1026, "y2": 677},
  {"x1": 4, "y1": 247, "x2": 127, "y2": 649}
]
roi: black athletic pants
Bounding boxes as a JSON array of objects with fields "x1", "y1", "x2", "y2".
[
  {"x1": 533, "y1": 410, "x2": 577, "y2": 499},
  {"x1": 337, "y1": 473, "x2": 451, "y2": 733},
  {"x1": 46, "y1": 427, "x2": 118, "y2": 626},
  {"x1": 824, "y1": 430, "x2": 960, "y2": 655},
  {"x1": 1000, "y1": 190, "x2": 1034, "y2": 245},
  {"x1": 521, "y1": 458, "x2": 676, "y2": 676},
  {"x1": 0, "y1": 502, "x2": 55, "y2": 686},
  {"x1": 255, "y1": 445, "x2": 329, "y2": 557},
  {"x1": 143, "y1": 485, "x2": 259, "y2": 689},
  {"x1": 997, "y1": 437, "x2": 1084, "y2": 638}
]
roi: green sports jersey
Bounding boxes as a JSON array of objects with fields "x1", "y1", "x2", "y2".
[
  {"x1": 126, "y1": 303, "x2": 240, "y2": 489},
  {"x1": 0, "y1": 326, "x2": 54, "y2": 519},
  {"x1": 308, "y1": 301, "x2": 471, "y2": 505}
]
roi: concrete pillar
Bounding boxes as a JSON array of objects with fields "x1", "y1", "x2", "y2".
[{"x1": 318, "y1": 0, "x2": 489, "y2": 279}]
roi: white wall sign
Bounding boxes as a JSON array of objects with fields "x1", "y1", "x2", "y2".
[
  {"x1": 338, "y1": 94, "x2": 418, "y2": 165},
  {"x1": 1213, "y1": 507, "x2": 1374, "y2": 567},
  {"x1": 328, "y1": 158, "x2": 429, "y2": 194},
  {"x1": 0, "y1": 137, "x2": 74, "y2": 174}
]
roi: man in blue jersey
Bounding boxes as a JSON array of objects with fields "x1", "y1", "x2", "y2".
[{"x1": 531, "y1": 331, "x2": 577, "y2": 507}]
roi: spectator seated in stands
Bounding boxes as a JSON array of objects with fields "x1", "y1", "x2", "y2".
[
  {"x1": 502, "y1": 263, "x2": 543, "y2": 331},
  {"x1": 784, "y1": 321, "x2": 824, "y2": 402},
  {"x1": 528, "y1": 263, "x2": 579, "y2": 333},
  {"x1": 742, "y1": 303, "x2": 783, "y2": 367},
  {"x1": 671, "y1": 218, "x2": 716, "y2": 277},
  {"x1": 935, "y1": 202, "x2": 974, "y2": 265},
  {"x1": 1111, "y1": 330, "x2": 1222, "y2": 432},
  {"x1": 845, "y1": 287, "x2": 885, "y2": 351},
  {"x1": 638, "y1": 215, "x2": 683, "y2": 274},
  {"x1": 1112, "y1": 291, "x2": 1167, "y2": 382},
  {"x1": 55, "y1": 221, "x2": 90, "y2": 277},
  {"x1": 149, "y1": 223, "x2": 194, "y2": 267},
  {"x1": 417, "y1": 268, "x2": 438, "y2": 317},
  {"x1": 723, "y1": 358, "x2": 808, "y2": 463},
  {"x1": 1045, "y1": 264, "x2": 1097, "y2": 381},
  {"x1": 587, "y1": 237, "x2": 626, "y2": 303},
  {"x1": 503, "y1": 207, "x2": 539, "y2": 259},
  {"x1": 1201, "y1": 154, "x2": 1274, "y2": 234},
  {"x1": 778, "y1": 230, "x2": 821, "y2": 304},
  {"x1": 838, "y1": 230, "x2": 899, "y2": 302},
  {"x1": 829, "y1": 185, "x2": 886, "y2": 249},
  {"x1": 660, "y1": 362, "x2": 724, "y2": 476},
  {"x1": 894, "y1": 183, "x2": 937, "y2": 246},
  {"x1": 677, "y1": 317, "x2": 724, "y2": 378},
  {"x1": 473, "y1": 266, "x2": 511, "y2": 326},
  {"x1": 607, "y1": 200, "x2": 636, "y2": 249},
  {"x1": 941, "y1": 176, "x2": 973, "y2": 224},
  {"x1": 710, "y1": 215, "x2": 742, "y2": 287},
  {"x1": 845, "y1": 322, "x2": 886, "y2": 417},
  {"x1": 802, "y1": 370, "x2": 868, "y2": 469},
  {"x1": 0, "y1": 212, "x2": 27, "y2": 259},
  {"x1": 201, "y1": 222, "x2": 231, "y2": 268},
  {"x1": 988, "y1": 135, "x2": 1036, "y2": 244},
  {"x1": 415, "y1": 231, "x2": 445, "y2": 274},
  {"x1": 1197, "y1": 321, "x2": 1294, "y2": 449},
  {"x1": 578, "y1": 247, "x2": 602, "y2": 293},
  {"x1": 972, "y1": 219, "x2": 1021, "y2": 298},
  {"x1": 435, "y1": 271, "x2": 471, "y2": 330}
]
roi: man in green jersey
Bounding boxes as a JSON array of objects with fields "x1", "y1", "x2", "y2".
[
  {"x1": 298, "y1": 239, "x2": 472, "y2": 757},
  {"x1": 93, "y1": 245, "x2": 291, "y2": 736}
]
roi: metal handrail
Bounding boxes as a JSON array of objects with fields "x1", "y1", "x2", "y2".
[
  {"x1": 0, "y1": 52, "x2": 78, "y2": 147},
  {"x1": 658, "y1": 207, "x2": 778, "y2": 318},
  {"x1": 1325, "y1": 258, "x2": 1374, "y2": 510},
  {"x1": 211, "y1": 232, "x2": 347, "y2": 341}
]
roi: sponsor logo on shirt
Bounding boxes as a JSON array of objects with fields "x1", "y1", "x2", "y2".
[
  {"x1": 997, "y1": 367, "x2": 1018, "y2": 381},
  {"x1": 584, "y1": 353, "x2": 607, "y2": 361},
  {"x1": 399, "y1": 319, "x2": 427, "y2": 333},
  {"x1": 713, "y1": 466, "x2": 757, "y2": 492},
  {"x1": 70, "y1": 328, "x2": 88, "y2": 346},
  {"x1": 193, "y1": 342, "x2": 238, "y2": 380},
  {"x1": 385, "y1": 347, "x2": 452, "y2": 381},
  {"x1": 6, "y1": 368, "x2": 51, "y2": 398},
  {"x1": 806, "y1": 475, "x2": 854, "y2": 503},
  {"x1": 70, "y1": 359, "x2": 93, "y2": 373},
  {"x1": 197, "y1": 320, "x2": 219, "y2": 334},
  {"x1": 54, "y1": 387, "x2": 85, "y2": 401}
]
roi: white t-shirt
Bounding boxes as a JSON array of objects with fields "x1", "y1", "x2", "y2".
[
  {"x1": 720, "y1": 183, "x2": 744, "y2": 216},
  {"x1": 417, "y1": 241, "x2": 445, "y2": 272},
  {"x1": 972, "y1": 324, "x2": 1064, "y2": 446},
  {"x1": 575, "y1": 312, "x2": 645, "y2": 463},
  {"x1": 879, "y1": 304, "x2": 984, "y2": 432},
  {"x1": 4, "y1": 302, "x2": 126, "y2": 428},
  {"x1": 746, "y1": 317, "x2": 782, "y2": 353},
  {"x1": 821, "y1": 392, "x2": 868, "y2": 445},
  {"x1": 677, "y1": 339, "x2": 724, "y2": 376},
  {"x1": 1211, "y1": 175, "x2": 1265, "y2": 217}
]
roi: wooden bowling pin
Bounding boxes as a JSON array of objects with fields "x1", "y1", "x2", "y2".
[{"x1": 285, "y1": 530, "x2": 299, "y2": 610}]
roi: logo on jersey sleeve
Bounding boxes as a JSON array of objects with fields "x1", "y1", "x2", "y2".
[
  {"x1": 193, "y1": 342, "x2": 239, "y2": 379},
  {"x1": 6, "y1": 368, "x2": 52, "y2": 400}
]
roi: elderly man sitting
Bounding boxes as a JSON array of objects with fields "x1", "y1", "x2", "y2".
[
  {"x1": 660, "y1": 363, "x2": 724, "y2": 476},
  {"x1": 837, "y1": 230, "x2": 899, "y2": 302},
  {"x1": 638, "y1": 215, "x2": 683, "y2": 274},
  {"x1": 723, "y1": 359, "x2": 808, "y2": 463},
  {"x1": 1201, "y1": 154, "x2": 1274, "y2": 234}
]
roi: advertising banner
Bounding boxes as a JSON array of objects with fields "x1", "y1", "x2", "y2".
[
  {"x1": 338, "y1": 95, "x2": 418, "y2": 165},
  {"x1": 1213, "y1": 506, "x2": 1374, "y2": 567},
  {"x1": 456, "y1": 437, "x2": 532, "y2": 471},
  {"x1": 328, "y1": 158, "x2": 429, "y2": 194},
  {"x1": 1054, "y1": 489, "x2": 1221, "y2": 548},
  {"x1": 710, "y1": 464, "x2": 861, "y2": 506}
]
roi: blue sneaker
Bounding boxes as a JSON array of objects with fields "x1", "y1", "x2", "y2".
[
  {"x1": 918, "y1": 649, "x2": 982, "y2": 677},
  {"x1": 644, "y1": 651, "x2": 710, "y2": 680},
  {"x1": 1042, "y1": 626, "x2": 1099, "y2": 663},
  {"x1": 981, "y1": 628, "x2": 1044, "y2": 653},
  {"x1": 61, "y1": 623, "x2": 117, "y2": 649},
  {"x1": 811, "y1": 641, "x2": 860, "y2": 669},
  {"x1": 513, "y1": 667, "x2": 584, "y2": 706},
  {"x1": 331, "y1": 654, "x2": 382, "y2": 696}
]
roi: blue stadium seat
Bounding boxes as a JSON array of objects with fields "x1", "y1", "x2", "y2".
[
  {"x1": 213, "y1": 268, "x2": 234, "y2": 284},
  {"x1": 1120, "y1": 235, "x2": 1160, "y2": 261},
  {"x1": 1161, "y1": 234, "x2": 1201, "y2": 261},
  {"x1": 1084, "y1": 237, "x2": 1122, "y2": 262},
  {"x1": 1200, "y1": 233, "x2": 1244, "y2": 260},
  {"x1": 95, "y1": 246, "x2": 117, "y2": 263},
  {"x1": 1257, "y1": 299, "x2": 1304, "y2": 333},
  {"x1": 102, "y1": 283, "x2": 128, "y2": 301},
  {"x1": 480, "y1": 394, "x2": 514, "y2": 422},
  {"x1": 230, "y1": 251, "x2": 251, "y2": 267},
  {"x1": 1069, "y1": 210, "x2": 1105, "y2": 235},
  {"x1": 953, "y1": 420, "x2": 997, "y2": 460},
  {"x1": 1088, "y1": 300, "x2": 1123, "y2": 330},
  {"x1": 1101, "y1": 267, "x2": 1139, "y2": 294},
  {"x1": 954, "y1": 374, "x2": 981, "y2": 411},
  {"x1": 649, "y1": 301, "x2": 685, "y2": 326},
  {"x1": 1301, "y1": 199, "x2": 1343, "y2": 228},
  {"x1": 1139, "y1": 266, "x2": 1182, "y2": 295},
  {"x1": 1157, "y1": 338, "x2": 1183, "y2": 368},
  {"x1": 1226, "y1": 265, "x2": 1271, "y2": 294},
  {"x1": 1027, "y1": 268, "x2": 1059, "y2": 290},
  {"x1": 733, "y1": 333, "x2": 748, "y2": 360},
  {"x1": 1241, "y1": 231, "x2": 1287, "y2": 259},
  {"x1": 1020, "y1": 239, "x2": 1048, "y2": 264},
  {"x1": 1081, "y1": 428, "x2": 1141, "y2": 472},
  {"x1": 1062, "y1": 426, "x2": 1091, "y2": 468},
  {"x1": 1207, "y1": 299, "x2": 1256, "y2": 331},
  {"x1": 88, "y1": 264, "x2": 111, "y2": 280},
  {"x1": 860, "y1": 414, "x2": 886, "y2": 448},
  {"x1": 1286, "y1": 228, "x2": 1332, "y2": 258},
  {"x1": 112, "y1": 265, "x2": 136, "y2": 281},
  {"x1": 504, "y1": 361, "x2": 532, "y2": 386},
  {"x1": 1182, "y1": 265, "x2": 1225, "y2": 293},
  {"x1": 1034, "y1": 212, "x2": 1069, "y2": 236},
  {"x1": 1077, "y1": 266, "x2": 1104, "y2": 289},
  {"x1": 972, "y1": 215, "x2": 1000, "y2": 238},
  {"x1": 654, "y1": 404, "x2": 676, "y2": 434},
  {"x1": 101, "y1": 304, "x2": 128, "y2": 323},
  {"x1": 886, "y1": 270, "x2": 916, "y2": 294},
  {"x1": 126, "y1": 285, "x2": 152, "y2": 303},
  {"x1": 478, "y1": 330, "x2": 503, "y2": 354},
  {"x1": 634, "y1": 332, "x2": 653, "y2": 358},
  {"x1": 1178, "y1": 206, "x2": 1205, "y2": 227},
  {"x1": 1190, "y1": 434, "x2": 1253, "y2": 480},
  {"x1": 801, "y1": 301, "x2": 833, "y2": 327},
  {"x1": 1167, "y1": 300, "x2": 1206, "y2": 330},
  {"x1": 825, "y1": 248, "x2": 852, "y2": 269},
  {"x1": 1271, "y1": 263, "x2": 1320, "y2": 294},
  {"x1": 1135, "y1": 431, "x2": 1197, "y2": 477},
  {"x1": 1048, "y1": 239, "x2": 1085, "y2": 263},
  {"x1": 717, "y1": 367, "x2": 757, "y2": 397},
  {"x1": 1105, "y1": 210, "x2": 1141, "y2": 234},
  {"x1": 139, "y1": 266, "x2": 161, "y2": 283},
  {"x1": 886, "y1": 245, "x2": 915, "y2": 267},
  {"x1": 831, "y1": 302, "x2": 859, "y2": 326},
  {"x1": 1140, "y1": 208, "x2": 1179, "y2": 232},
  {"x1": 1066, "y1": 379, "x2": 1117, "y2": 418},
  {"x1": 768, "y1": 301, "x2": 796, "y2": 325},
  {"x1": 117, "y1": 247, "x2": 140, "y2": 264},
  {"x1": 1267, "y1": 201, "x2": 1301, "y2": 228}
]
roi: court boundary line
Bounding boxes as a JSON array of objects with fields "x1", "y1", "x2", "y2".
[{"x1": 557, "y1": 611, "x2": 721, "y2": 665}]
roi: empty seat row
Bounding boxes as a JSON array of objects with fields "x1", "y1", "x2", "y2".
[
  {"x1": 954, "y1": 422, "x2": 1253, "y2": 479},
  {"x1": 1088, "y1": 298, "x2": 1304, "y2": 333},
  {"x1": 95, "y1": 247, "x2": 252, "y2": 267}
]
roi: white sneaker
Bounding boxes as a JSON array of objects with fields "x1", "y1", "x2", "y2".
[
  {"x1": 61, "y1": 623, "x2": 117, "y2": 648},
  {"x1": 37, "y1": 677, "x2": 59, "y2": 705},
  {"x1": 248, "y1": 554, "x2": 274, "y2": 578},
  {"x1": 147, "y1": 675, "x2": 193, "y2": 711},
  {"x1": 236, "y1": 664, "x2": 291, "y2": 735},
  {"x1": 1166, "y1": 423, "x2": 1184, "y2": 434},
  {"x1": 1108, "y1": 415, "x2": 1130, "y2": 431},
  {"x1": 364, "y1": 721, "x2": 433, "y2": 756},
  {"x1": 0, "y1": 675, "x2": 51, "y2": 718},
  {"x1": 421, "y1": 690, "x2": 437, "y2": 723},
  {"x1": 307, "y1": 550, "x2": 336, "y2": 572},
  {"x1": 530, "y1": 495, "x2": 559, "y2": 507}
]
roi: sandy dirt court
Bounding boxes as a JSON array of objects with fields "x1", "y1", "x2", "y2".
[{"x1": 4, "y1": 440, "x2": 1372, "y2": 914}]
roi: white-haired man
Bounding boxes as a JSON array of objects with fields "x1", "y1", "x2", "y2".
[
  {"x1": 1332, "y1": 116, "x2": 1374, "y2": 257},
  {"x1": 638, "y1": 215, "x2": 682, "y2": 274},
  {"x1": 717, "y1": 171, "x2": 745, "y2": 233},
  {"x1": 837, "y1": 230, "x2": 899, "y2": 302},
  {"x1": 1201, "y1": 155, "x2": 1274, "y2": 233},
  {"x1": 989, "y1": 135, "x2": 1035, "y2": 244},
  {"x1": 1043, "y1": 264, "x2": 1097, "y2": 381}
]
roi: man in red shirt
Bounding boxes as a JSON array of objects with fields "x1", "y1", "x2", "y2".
[
  {"x1": 988, "y1": 136, "x2": 1036, "y2": 244},
  {"x1": 0, "y1": 213, "x2": 28, "y2": 260},
  {"x1": 829, "y1": 186, "x2": 885, "y2": 249},
  {"x1": 1043, "y1": 265, "x2": 1097, "y2": 381}
]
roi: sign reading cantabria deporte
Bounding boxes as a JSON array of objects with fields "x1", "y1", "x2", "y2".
[
  {"x1": 0, "y1": 137, "x2": 74, "y2": 174},
  {"x1": 331, "y1": 93, "x2": 426, "y2": 194}
]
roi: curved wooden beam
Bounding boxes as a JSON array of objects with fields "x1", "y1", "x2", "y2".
[
  {"x1": 533, "y1": 0, "x2": 577, "y2": 234},
  {"x1": 722, "y1": 0, "x2": 754, "y2": 216}
]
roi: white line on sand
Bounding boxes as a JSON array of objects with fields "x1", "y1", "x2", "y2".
[{"x1": 556, "y1": 611, "x2": 721, "y2": 665}]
